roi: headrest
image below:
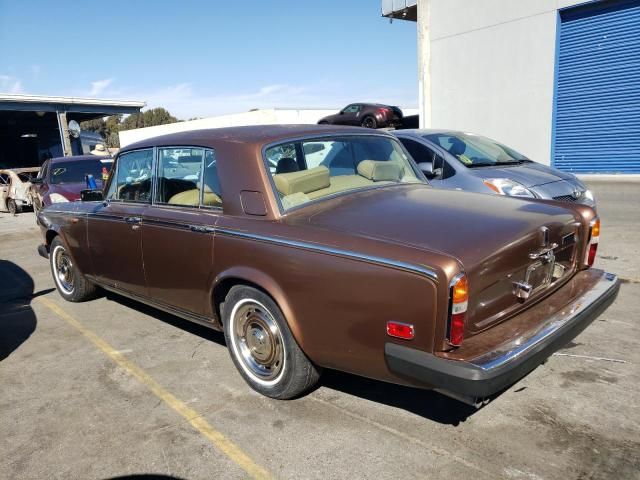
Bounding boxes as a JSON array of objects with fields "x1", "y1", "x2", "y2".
[
  {"x1": 357, "y1": 160, "x2": 403, "y2": 182},
  {"x1": 447, "y1": 138, "x2": 466, "y2": 156},
  {"x1": 276, "y1": 157, "x2": 299, "y2": 174},
  {"x1": 274, "y1": 166, "x2": 330, "y2": 196}
]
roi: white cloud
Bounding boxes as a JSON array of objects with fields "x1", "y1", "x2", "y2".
[
  {"x1": 0, "y1": 74, "x2": 23, "y2": 94},
  {"x1": 89, "y1": 78, "x2": 114, "y2": 96}
]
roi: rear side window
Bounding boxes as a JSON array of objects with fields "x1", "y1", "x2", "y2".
[
  {"x1": 106, "y1": 149, "x2": 153, "y2": 202},
  {"x1": 155, "y1": 147, "x2": 222, "y2": 208}
]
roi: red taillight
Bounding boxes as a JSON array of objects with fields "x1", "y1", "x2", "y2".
[
  {"x1": 377, "y1": 107, "x2": 392, "y2": 116},
  {"x1": 585, "y1": 218, "x2": 600, "y2": 267},
  {"x1": 448, "y1": 274, "x2": 468, "y2": 347},
  {"x1": 449, "y1": 313, "x2": 465, "y2": 346},
  {"x1": 386, "y1": 321, "x2": 414, "y2": 340}
]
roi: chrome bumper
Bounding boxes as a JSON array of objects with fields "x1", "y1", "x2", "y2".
[{"x1": 385, "y1": 270, "x2": 619, "y2": 403}]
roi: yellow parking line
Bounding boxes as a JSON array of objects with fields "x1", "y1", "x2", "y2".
[{"x1": 37, "y1": 296, "x2": 273, "y2": 480}]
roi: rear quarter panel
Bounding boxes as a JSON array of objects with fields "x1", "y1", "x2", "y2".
[{"x1": 213, "y1": 221, "x2": 442, "y2": 385}]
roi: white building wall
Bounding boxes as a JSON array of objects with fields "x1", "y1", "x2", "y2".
[
  {"x1": 119, "y1": 107, "x2": 419, "y2": 147},
  {"x1": 426, "y1": 0, "x2": 585, "y2": 165}
]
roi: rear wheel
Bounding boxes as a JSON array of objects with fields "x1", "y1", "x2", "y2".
[
  {"x1": 361, "y1": 116, "x2": 377, "y2": 129},
  {"x1": 223, "y1": 285, "x2": 321, "y2": 399},
  {"x1": 7, "y1": 199, "x2": 20, "y2": 215},
  {"x1": 50, "y1": 236, "x2": 97, "y2": 302}
]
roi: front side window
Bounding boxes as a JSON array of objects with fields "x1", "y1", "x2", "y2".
[
  {"x1": 265, "y1": 135, "x2": 424, "y2": 211},
  {"x1": 106, "y1": 149, "x2": 153, "y2": 202},
  {"x1": 423, "y1": 133, "x2": 529, "y2": 168},
  {"x1": 342, "y1": 104, "x2": 360, "y2": 113}
]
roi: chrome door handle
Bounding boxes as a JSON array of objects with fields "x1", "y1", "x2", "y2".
[
  {"x1": 189, "y1": 225, "x2": 215, "y2": 233},
  {"x1": 124, "y1": 216, "x2": 142, "y2": 224}
]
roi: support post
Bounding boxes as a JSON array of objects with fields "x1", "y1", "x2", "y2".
[
  {"x1": 56, "y1": 111, "x2": 73, "y2": 156},
  {"x1": 417, "y1": 0, "x2": 431, "y2": 128}
]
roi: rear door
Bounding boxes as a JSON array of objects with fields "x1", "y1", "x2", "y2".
[
  {"x1": 141, "y1": 147, "x2": 221, "y2": 315},
  {"x1": 87, "y1": 149, "x2": 152, "y2": 297}
]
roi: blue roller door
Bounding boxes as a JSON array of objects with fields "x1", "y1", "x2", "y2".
[{"x1": 553, "y1": 0, "x2": 640, "y2": 173}]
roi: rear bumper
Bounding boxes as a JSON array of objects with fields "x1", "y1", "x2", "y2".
[{"x1": 385, "y1": 270, "x2": 619, "y2": 400}]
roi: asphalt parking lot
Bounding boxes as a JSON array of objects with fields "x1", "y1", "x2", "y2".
[{"x1": 1, "y1": 180, "x2": 639, "y2": 480}]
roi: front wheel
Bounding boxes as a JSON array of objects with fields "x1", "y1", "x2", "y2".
[
  {"x1": 7, "y1": 199, "x2": 21, "y2": 215},
  {"x1": 50, "y1": 236, "x2": 97, "y2": 302},
  {"x1": 223, "y1": 286, "x2": 321, "y2": 399},
  {"x1": 361, "y1": 116, "x2": 378, "y2": 129}
]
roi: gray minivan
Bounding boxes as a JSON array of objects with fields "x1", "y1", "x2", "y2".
[{"x1": 395, "y1": 129, "x2": 596, "y2": 208}]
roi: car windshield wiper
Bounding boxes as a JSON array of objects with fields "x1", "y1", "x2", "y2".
[{"x1": 467, "y1": 162, "x2": 497, "y2": 168}]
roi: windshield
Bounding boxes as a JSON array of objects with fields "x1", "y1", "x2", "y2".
[
  {"x1": 423, "y1": 133, "x2": 529, "y2": 167},
  {"x1": 265, "y1": 135, "x2": 424, "y2": 211},
  {"x1": 50, "y1": 159, "x2": 113, "y2": 185}
]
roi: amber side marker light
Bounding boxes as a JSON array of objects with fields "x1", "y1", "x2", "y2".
[
  {"x1": 585, "y1": 218, "x2": 600, "y2": 267},
  {"x1": 448, "y1": 274, "x2": 468, "y2": 347},
  {"x1": 387, "y1": 321, "x2": 415, "y2": 340}
]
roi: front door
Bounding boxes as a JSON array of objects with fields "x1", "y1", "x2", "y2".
[
  {"x1": 340, "y1": 104, "x2": 361, "y2": 125},
  {"x1": 141, "y1": 147, "x2": 222, "y2": 316},
  {"x1": 87, "y1": 149, "x2": 153, "y2": 297},
  {"x1": 0, "y1": 173, "x2": 9, "y2": 211}
]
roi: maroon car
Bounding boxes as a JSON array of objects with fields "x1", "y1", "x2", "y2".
[
  {"x1": 36, "y1": 125, "x2": 618, "y2": 406},
  {"x1": 318, "y1": 103, "x2": 403, "y2": 129},
  {"x1": 31, "y1": 155, "x2": 114, "y2": 217}
]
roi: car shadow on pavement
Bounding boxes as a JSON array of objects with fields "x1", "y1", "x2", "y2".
[
  {"x1": 103, "y1": 292, "x2": 227, "y2": 347},
  {"x1": 320, "y1": 369, "x2": 479, "y2": 425},
  {"x1": 102, "y1": 292, "x2": 480, "y2": 425},
  {"x1": 0, "y1": 260, "x2": 52, "y2": 361}
]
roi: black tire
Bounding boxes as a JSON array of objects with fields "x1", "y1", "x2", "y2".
[
  {"x1": 222, "y1": 285, "x2": 321, "y2": 399},
  {"x1": 49, "y1": 236, "x2": 97, "y2": 302},
  {"x1": 361, "y1": 116, "x2": 378, "y2": 129},
  {"x1": 318, "y1": 121, "x2": 329, "y2": 125},
  {"x1": 7, "y1": 199, "x2": 20, "y2": 215}
]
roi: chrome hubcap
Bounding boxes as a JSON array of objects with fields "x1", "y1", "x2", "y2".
[
  {"x1": 53, "y1": 246, "x2": 74, "y2": 294},
  {"x1": 232, "y1": 301, "x2": 284, "y2": 383}
]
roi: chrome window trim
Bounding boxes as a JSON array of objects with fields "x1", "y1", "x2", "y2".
[{"x1": 215, "y1": 227, "x2": 439, "y2": 283}]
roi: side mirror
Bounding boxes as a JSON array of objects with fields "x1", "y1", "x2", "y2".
[
  {"x1": 80, "y1": 189, "x2": 104, "y2": 202},
  {"x1": 418, "y1": 162, "x2": 442, "y2": 179}
]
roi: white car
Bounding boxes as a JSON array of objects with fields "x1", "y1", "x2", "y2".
[{"x1": 0, "y1": 168, "x2": 39, "y2": 214}]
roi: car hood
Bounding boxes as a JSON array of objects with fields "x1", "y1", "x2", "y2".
[
  {"x1": 294, "y1": 184, "x2": 579, "y2": 268},
  {"x1": 466, "y1": 161, "x2": 577, "y2": 188}
]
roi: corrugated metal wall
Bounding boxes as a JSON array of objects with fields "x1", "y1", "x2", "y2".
[{"x1": 553, "y1": 0, "x2": 640, "y2": 173}]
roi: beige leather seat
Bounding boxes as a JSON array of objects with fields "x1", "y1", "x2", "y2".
[{"x1": 168, "y1": 188, "x2": 222, "y2": 207}]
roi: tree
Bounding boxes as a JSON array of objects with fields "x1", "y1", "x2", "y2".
[{"x1": 81, "y1": 108, "x2": 178, "y2": 148}]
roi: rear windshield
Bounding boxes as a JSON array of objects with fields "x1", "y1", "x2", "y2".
[
  {"x1": 50, "y1": 159, "x2": 113, "y2": 185},
  {"x1": 423, "y1": 133, "x2": 529, "y2": 168},
  {"x1": 264, "y1": 135, "x2": 424, "y2": 211}
]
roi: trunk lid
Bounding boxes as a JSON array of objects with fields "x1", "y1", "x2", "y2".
[{"x1": 297, "y1": 185, "x2": 582, "y2": 334}]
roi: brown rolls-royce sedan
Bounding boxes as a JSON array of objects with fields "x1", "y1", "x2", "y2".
[{"x1": 36, "y1": 125, "x2": 619, "y2": 406}]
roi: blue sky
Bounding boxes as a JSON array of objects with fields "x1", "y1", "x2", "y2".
[{"x1": 0, "y1": 0, "x2": 417, "y2": 119}]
